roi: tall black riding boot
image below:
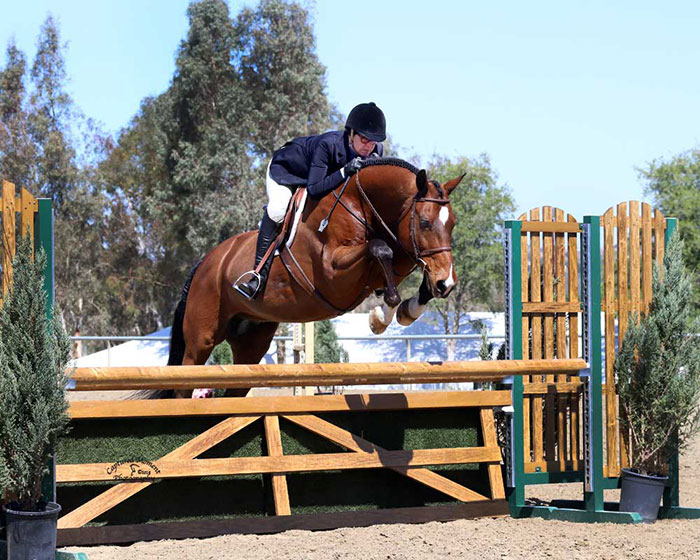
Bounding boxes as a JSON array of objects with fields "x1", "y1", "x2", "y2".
[{"x1": 234, "y1": 211, "x2": 280, "y2": 299}]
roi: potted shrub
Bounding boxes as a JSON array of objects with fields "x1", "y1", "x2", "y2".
[
  {"x1": 0, "y1": 236, "x2": 71, "y2": 559},
  {"x1": 615, "y1": 232, "x2": 700, "y2": 522}
]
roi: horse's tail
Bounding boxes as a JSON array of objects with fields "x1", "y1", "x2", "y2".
[
  {"x1": 167, "y1": 261, "x2": 202, "y2": 365},
  {"x1": 141, "y1": 262, "x2": 203, "y2": 400}
]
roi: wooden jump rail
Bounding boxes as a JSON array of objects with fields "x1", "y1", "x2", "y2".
[
  {"x1": 67, "y1": 359, "x2": 588, "y2": 391},
  {"x1": 58, "y1": 359, "x2": 584, "y2": 544}
]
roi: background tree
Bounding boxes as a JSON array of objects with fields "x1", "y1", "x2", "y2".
[
  {"x1": 97, "y1": 0, "x2": 337, "y2": 334},
  {"x1": 0, "y1": 17, "x2": 112, "y2": 339},
  {"x1": 314, "y1": 320, "x2": 349, "y2": 363},
  {"x1": 0, "y1": 41, "x2": 36, "y2": 189},
  {"x1": 638, "y1": 148, "x2": 700, "y2": 319},
  {"x1": 412, "y1": 155, "x2": 515, "y2": 359}
]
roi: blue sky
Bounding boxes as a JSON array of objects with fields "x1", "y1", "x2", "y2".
[{"x1": 2, "y1": 1, "x2": 699, "y2": 217}]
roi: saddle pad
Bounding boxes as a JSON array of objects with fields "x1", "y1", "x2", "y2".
[{"x1": 276, "y1": 188, "x2": 308, "y2": 253}]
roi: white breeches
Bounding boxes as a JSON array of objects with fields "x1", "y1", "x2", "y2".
[{"x1": 266, "y1": 161, "x2": 293, "y2": 223}]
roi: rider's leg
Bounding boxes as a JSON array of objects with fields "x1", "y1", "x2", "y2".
[
  {"x1": 234, "y1": 164, "x2": 290, "y2": 298},
  {"x1": 235, "y1": 209, "x2": 280, "y2": 298}
]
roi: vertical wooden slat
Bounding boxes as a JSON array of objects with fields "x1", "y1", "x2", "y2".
[
  {"x1": 617, "y1": 203, "x2": 629, "y2": 343},
  {"x1": 480, "y1": 408, "x2": 506, "y2": 500},
  {"x1": 570, "y1": 392, "x2": 580, "y2": 470},
  {"x1": 653, "y1": 208, "x2": 666, "y2": 282},
  {"x1": 542, "y1": 207, "x2": 555, "y2": 369},
  {"x1": 542, "y1": 207, "x2": 556, "y2": 462},
  {"x1": 264, "y1": 415, "x2": 291, "y2": 516},
  {"x1": 2, "y1": 180, "x2": 16, "y2": 298},
  {"x1": 629, "y1": 201, "x2": 641, "y2": 315},
  {"x1": 567, "y1": 215, "x2": 580, "y2": 470},
  {"x1": 616, "y1": 203, "x2": 630, "y2": 473},
  {"x1": 554, "y1": 208, "x2": 567, "y2": 467},
  {"x1": 21, "y1": 188, "x2": 35, "y2": 253},
  {"x1": 603, "y1": 208, "x2": 618, "y2": 477},
  {"x1": 641, "y1": 203, "x2": 653, "y2": 313},
  {"x1": 568, "y1": 223, "x2": 579, "y2": 361},
  {"x1": 529, "y1": 208, "x2": 544, "y2": 465}
]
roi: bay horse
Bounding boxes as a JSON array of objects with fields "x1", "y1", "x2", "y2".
[{"x1": 167, "y1": 158, "x2": 463, "y2": 393}]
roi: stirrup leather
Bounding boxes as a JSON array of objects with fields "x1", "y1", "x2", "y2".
[{"x1": 233, "y1": 270, "x2": 262, "y2": 300}]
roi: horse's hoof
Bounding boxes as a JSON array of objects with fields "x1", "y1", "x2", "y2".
[
  {"x1": 396, "y1": 301, "x2": 416, "y2": 326},
  {"x1": 369, "y1": 307, "x2": 389, "y2": 335}
]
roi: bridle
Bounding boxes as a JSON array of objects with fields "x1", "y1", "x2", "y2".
[
  {"x1": 352, "y1": 170, "x2": 453, "y2": 272},
  {"x1": 282, "y1": 167, "x2": 452, "y2": 314}
]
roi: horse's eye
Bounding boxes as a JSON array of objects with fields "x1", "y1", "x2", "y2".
[{"x1": 419, "y1": 219, "x2": 433, "y2": 230}]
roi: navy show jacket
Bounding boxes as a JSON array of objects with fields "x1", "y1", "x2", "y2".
[{"x1": 269, "y1": 130, "x2": 383, "y2": 199}]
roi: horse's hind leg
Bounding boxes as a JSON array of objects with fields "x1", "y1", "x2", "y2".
[
  {"x1": 174, "y1": 292, "x2": 228, "y2": 398},
  {"x1": 224, "y1": 320, "x2": 280, "y2": 397}
]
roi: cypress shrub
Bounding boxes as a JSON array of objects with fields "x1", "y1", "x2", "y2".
[
  {"x1": 0, "y1": 236, "x2": 71, "y2": 510},
  {"x1": 615, "y1": 232, "x2": 700, "y2": 476}
]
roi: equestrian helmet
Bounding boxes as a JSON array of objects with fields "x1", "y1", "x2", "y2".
[{"x1": 345, "y1": 102, "x2": 386, "y2": 142}]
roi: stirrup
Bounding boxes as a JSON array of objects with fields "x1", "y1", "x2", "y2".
[{"x1": 233, "y1": 270, "x2": 261, "y2": 300}]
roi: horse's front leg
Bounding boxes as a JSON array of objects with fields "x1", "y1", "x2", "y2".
[
  {"x1": 397, "y1": 273, "x2": 433, "y2": 326},
  {"x1": 367, "y1": 239, "x2": 401, "y2": 335},
  {"x1": 330, "y1": 240, "x2": 400, "y2": 334}
]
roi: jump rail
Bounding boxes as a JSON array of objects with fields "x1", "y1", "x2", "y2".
[{"x1": 67, "y1": 359, "x2": 588, "y2": 391}]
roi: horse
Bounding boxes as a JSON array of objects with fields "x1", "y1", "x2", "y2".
[{"x1": 166, "y1": 158, "x2": 463, "y2": 395}]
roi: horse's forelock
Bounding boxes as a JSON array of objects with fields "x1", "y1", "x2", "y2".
[{"x1": 431, "y1": 180, "x2": 445, "y2": 198}]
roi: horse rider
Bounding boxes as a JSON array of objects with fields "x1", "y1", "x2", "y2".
[{"x1": 234, "y1": 102, "x2": 387, "y2": 299}]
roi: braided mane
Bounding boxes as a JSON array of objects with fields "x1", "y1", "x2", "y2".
[{"x1": 360, "y1": 157, "x2": 420, "y2": 175}]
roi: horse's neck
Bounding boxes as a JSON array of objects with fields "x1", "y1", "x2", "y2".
[{"x1": 359, "y1": 169, "x2": 414, "y2": 223}]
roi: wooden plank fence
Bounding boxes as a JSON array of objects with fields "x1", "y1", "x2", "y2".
[
  {"x1": 1, "y1": 180, "x2": 38, "y2": 307},
  {"x1": 515, "y1": 202, "x2": 667, "y2": 480}
]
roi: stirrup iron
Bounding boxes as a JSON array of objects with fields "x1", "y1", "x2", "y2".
[{"x1": 233, "y1": 270, "x2": 261, "y2": 300}]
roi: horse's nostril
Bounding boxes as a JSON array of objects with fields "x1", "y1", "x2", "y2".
[{"x1": 436, "y1": 280, "x2": 447, "y2": 294}]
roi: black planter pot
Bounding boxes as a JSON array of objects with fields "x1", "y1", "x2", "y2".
[
  {"x1": 619, "y1": 468, "x2": 668, "y2": 522},
  {"x1": 2, "y1": 502, "x2": 61, "y2": 560}
]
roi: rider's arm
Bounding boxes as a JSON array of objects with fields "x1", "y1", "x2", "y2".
[{"x1": 306, "y1": 141, "x2": 345, "y2": 199}]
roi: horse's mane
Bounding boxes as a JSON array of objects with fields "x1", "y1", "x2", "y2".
[{"x1": 360, "y1": 157, "x2": 420, "y2": 175}]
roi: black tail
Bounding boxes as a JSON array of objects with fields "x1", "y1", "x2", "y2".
[{"x1": 167, "y1": 262, "x2": 202, "y2": 366}]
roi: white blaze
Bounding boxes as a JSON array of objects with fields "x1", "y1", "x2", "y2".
[
  {"x1": 439, "y1": 206, "x2": 450, "y2": 226},
  {"x1": 444, "y1": 264, "x2": 455, "y2": 288}
]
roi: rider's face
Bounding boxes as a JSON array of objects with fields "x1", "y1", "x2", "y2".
[{"x1": 351, "y1": 131, "x2": 376, "y2": 157}]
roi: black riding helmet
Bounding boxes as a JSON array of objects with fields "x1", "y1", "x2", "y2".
[{"x1": 345, "y1": 102, "x2": 386, "y2": 142}]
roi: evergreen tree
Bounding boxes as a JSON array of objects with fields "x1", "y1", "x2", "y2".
[
  {"x1": 98, "y1": 0, "x2": 336, "y2": 334},
  {"x1": 0, "y1": 41, "x2": 36, "y2": 188},
  {"x1": 314, "y1": 320, "x2": 348, "y2": 363},
  {"x1": 615, "y1": 232, "x2": 700, "y2": 476},
  {"x1": 28, "y1": 16, "x2": 78, "y2": 209},
  {"x1": 639, "y1": 149, "x2": 700, "y2": 318},
  {"x1": 406, "y1": 155, "x2": 514, "y2": 358},
  {"x1": 0, "y1": 236, "x2": 71, "y2": 509},
  {"x1": 0, "y1": 17, "x2": 114, "y2": 338}
]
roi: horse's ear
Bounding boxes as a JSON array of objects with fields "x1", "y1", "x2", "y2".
[
  {"x1": 444, "y1": 173, "x2": 466, "y2": 195},
  {"x1": 416, "y1": 169, "x2": 428, "y2": 196}
]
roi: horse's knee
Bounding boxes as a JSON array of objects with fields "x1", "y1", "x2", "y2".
[{"x1": 368, "y1": 238, "x2": 393, "y2": 261}]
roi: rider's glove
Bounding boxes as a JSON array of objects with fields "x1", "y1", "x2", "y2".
[{"x1": 343, "y1": 157, "x2": 363, "y2": 177}]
